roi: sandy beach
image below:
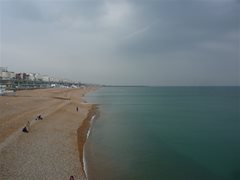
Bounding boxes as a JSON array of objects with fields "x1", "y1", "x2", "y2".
[{"x1": 0, "y1": 87, "x2": 96, "y2": 180}]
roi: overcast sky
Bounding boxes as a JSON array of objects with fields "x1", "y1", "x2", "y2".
[{"x1": 0, "y1": 0, "x2": 239, "y2": 86}]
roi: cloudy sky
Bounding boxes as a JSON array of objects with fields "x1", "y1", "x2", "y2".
[{"x1": 0, "y1": 0, "x2": 239, "y2": 85}]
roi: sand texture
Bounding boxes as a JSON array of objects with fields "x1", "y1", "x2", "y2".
[{"x1": 0, "y1": 87, "x2": 96, "y2": 180}]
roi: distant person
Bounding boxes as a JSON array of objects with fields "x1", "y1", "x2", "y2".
[
  {"x1": 38, "y1": 115, "x2": 43, "y2": 120},
  {"x1": 35, "y1": 115, "x2": 43, "y2": 120},
  {"x1": 76, "y1": 107, "x2": 79, "y2": 112},
  {"x1": 22, "y1": 126, "x2": 28, "y2": 133},
  {"x1": 23, "y1": 121, "x2": 30, "y2": 133}
]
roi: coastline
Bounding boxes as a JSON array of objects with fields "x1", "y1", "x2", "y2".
[
  {"x1": 77, "y1": 104, "x2": 97, "y2": 179},
  {"x1": 0, "y1": 87, "x2": 97, "y2": 179}
]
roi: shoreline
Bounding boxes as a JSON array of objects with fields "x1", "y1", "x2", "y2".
[
  {"x1": 83, "y1": 114, "x2": 96, "y2": 179},
  {"x1": 77, "y1": 104, "x2": 97, "y2": 179}
]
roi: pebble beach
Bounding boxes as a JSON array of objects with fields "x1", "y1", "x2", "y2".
[{"x1": 0, "y1": 87, "x2": 96, "y2": 180}]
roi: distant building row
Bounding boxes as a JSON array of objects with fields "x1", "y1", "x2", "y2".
[{"x1": 0, "y1": 67, "x2": 72, "y2": 83}]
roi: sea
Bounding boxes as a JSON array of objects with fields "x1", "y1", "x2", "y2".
[{"x1": 85, "y1": 86, "x2": 240, "y2": 180}]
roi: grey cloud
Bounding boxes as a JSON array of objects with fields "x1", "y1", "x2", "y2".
[
  {"x1": 120, "y1": 1, "x2": 239, "y2": 55},
  {"x1": 0, "y1": 0, "x2": 239, "y2": 85},
  {"x1": 2, "y1": 0, "x2": 44, "y2": 21}
]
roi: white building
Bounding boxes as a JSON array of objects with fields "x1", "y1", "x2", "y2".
[
  {"x1": 0, "y1": 67, "x2": 15, "y2": 80},
  {"x1": 27, "y1": 73, "x2": 36, "y2": 81},
  {"x1": 34, "y1": 73, "x2": 43, "y2": 81},
  {"x1": 41, "y1": 75, "x2": 50, "y2": 82}
]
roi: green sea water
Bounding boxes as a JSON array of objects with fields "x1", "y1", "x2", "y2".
[{"x1": 85, "y1": 87, "x2": 240, "y2": 180}]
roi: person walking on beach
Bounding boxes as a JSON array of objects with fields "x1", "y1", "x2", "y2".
[
  {"x1": 23, "y1": 121, "x2": 30, "y2": 133},
  {"x1": 76, "y1": 107, "x2": 78, "y2": 112}
]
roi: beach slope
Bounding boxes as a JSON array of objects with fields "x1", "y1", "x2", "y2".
[{"x1": 0, "y1": 87, "x2": 95, "y2": 180}]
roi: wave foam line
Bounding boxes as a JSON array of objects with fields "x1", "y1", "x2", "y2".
[
  {"x1": 77, "y1": 105, "x2": 97, "y2": 180},
  {"x1": 83, "y1": 115, "x2": 95, "y2": 179}
]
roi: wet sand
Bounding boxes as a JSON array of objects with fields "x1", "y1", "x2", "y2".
[{"x1": 0, "y1": 87, "x2": 96, "y2": 180}]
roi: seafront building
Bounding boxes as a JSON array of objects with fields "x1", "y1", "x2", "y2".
[
  {"x1": 0, "y1": 67, "x2": 15, "y2": 92},
  {"x1": 0, "y1": 67, "x2": 15, "y2": 80},
  {"x1": 0, "y1": 67, "x2": 83, "y2": 94}
]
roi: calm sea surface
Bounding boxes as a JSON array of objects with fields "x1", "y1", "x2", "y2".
[{"x1": 85, "y1": 87, "x2": 240, "y2": 180}]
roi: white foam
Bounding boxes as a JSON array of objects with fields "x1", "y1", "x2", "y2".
[{"x1": 83, "y1": 115, "x2": 96, "y2": 179}]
